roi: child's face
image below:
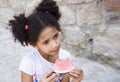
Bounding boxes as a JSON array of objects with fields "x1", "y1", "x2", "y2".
[{"x1": 35, "y1": 27, "x2": 61, "y2": 56}]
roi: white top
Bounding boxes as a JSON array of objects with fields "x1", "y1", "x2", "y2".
[{"x1": 19, "y1": 48, "x2": 72, "y2": 82}]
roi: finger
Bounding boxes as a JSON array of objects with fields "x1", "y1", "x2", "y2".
[
  {"x1": 71, "y1": 68, "x2": 83, "y2": 74},
  {"x1": 69, "y1": 73, "x2": 83, "y2": 82},
  {"x1": 71, "y1": 70, "x2": 83, "y2": 76},
  {"x1": 47, "y1": 73, "x2": 58, "y2": 81},
  {"x1": 69, "y1": 69, "x2": 83, "y2": 78},
  {"x1": 69, "y1": 72, "x2": 79, "y2": 78},
  {"x1": 71, "y1": 67, "x2": 82, "y2": 72},
  {"x1": 70, "y1": 67, "x2": 82, "y2": 72},
  {"x1": 44, "y1": 70, "x2": 54, "y2": 78}
]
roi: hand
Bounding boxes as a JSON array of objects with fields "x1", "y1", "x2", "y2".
[
  {"x1": 69, "y1": 67, "x2": 83, "y2": 82},
  {"x1": 40, "y1": 70, "x2": 58, "y2": 82}
]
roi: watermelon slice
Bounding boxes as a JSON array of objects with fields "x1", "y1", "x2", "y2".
[{"x1": 53, "y1": 57, "x2": 74, "y2": 74}]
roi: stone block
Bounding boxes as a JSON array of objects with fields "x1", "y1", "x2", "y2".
[
  {"x1": 62, "y1": 26, "x2": 85, "y2": 45},
  {"x1": 0, "y1": 0, "x2": 8, "y2": 7},
  {"x1": 76, "y1": 2, "x2": 101, "y2": 26},
  {"x1": 104, "y1": 0, "x2": 120, "y2": 11},
  {"x1": 64, "y1": 0, "x2": 94, "y2": 4},
  {"x1": 93, "y1": 27, "x2": 120, "y2": 58},
  {"x1": 59, "y1": 5, "x2": 75, "y2": 25},
  {"x1": 105, "y1": 15, "x2": 120, "y2": 24},
  {"x1": 54, "y1": 0, "x2": 62, "y2": 2}
]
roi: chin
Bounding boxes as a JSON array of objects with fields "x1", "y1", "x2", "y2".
[
  {"x1": 50, "y1": 46, "x2": 60, "y2": 55},
  {"x1": 52, "y1": 51, "x2": 59, "y2": 56},
  {"x1": 51, "y1": 49, "x2": 60, "y2": 56}
]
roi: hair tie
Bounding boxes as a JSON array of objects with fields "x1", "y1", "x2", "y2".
[
  {"x1": 44, "y1": 10, "x2": 49, "y2": 13},
  {"x1": 25, "y1": 25, "x2": 29, "y2": 30}
]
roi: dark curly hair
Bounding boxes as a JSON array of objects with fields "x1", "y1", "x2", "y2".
[{"x1": 9, "y1": 0, "x2": 61, "y2": 46}]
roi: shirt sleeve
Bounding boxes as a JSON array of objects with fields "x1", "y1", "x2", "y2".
[{"x1": 19, "y1": 55, "x2": 33, "y2": 75}]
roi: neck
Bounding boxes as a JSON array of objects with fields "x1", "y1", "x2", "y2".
[
  {"x1": 48, "y1": 55, "x2": 59, "y2": 63},
  {"x1": 38, "y1": 50, "x2": 59, "y2": 63}
]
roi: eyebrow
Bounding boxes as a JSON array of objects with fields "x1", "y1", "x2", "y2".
[
  {"x1": 41, "y1": 31, "x2": 59, "y2": 42},
  {"x1": 54, "y1": 32, "x2": 59, "y2": 36}
]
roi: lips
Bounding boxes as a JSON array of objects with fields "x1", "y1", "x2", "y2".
[
  {"x1": 51, "y1": 46, "x2": 60, "y2": 53},
  {"x1": 51, "y1": 48, "x2": 59, "y2": 52}
]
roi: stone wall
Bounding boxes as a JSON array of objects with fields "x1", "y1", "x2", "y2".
[{"x1": 0, "y1": 0, "x2": 120, "y2": 74}]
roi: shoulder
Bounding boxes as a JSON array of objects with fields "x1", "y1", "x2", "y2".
[
  {"x1": 21, "y1": 50, "x2": 36, "y2": 62},
  {"x1": 59, "y1": 48, "x2": 72, "y2": 60},
  {"x1": 19, "y1": 49, "x2": 37, "y2": 75}
]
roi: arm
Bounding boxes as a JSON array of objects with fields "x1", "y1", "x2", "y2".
[
  {"x1": 21, "y1": 71, "x2": 33, "y2": 82},
  {"x1": 61, "y1": 74, "x2": 70, "y2": 82}
]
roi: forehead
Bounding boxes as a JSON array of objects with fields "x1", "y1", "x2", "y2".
[{"x1": 39, "y1": 27, "x2": 58, "y2": 40}]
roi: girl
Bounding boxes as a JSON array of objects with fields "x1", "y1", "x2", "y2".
[{"x1": 9, "y1": 0, "x2": 83, "y2": 82}]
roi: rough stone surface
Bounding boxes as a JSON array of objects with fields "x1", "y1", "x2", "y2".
[
  {"x1": 76, "y1": 2, "x2": 101, "y2": 26},
  {"x1": 59, "y1": 5, "x2": 75, "y2": 25},
  {"x1": 9, "y1": 0, "x2": 26, "y2": 15},
  {"x1": 0, "y1": 26, "x2": 33, "y2": 82},
  {"x1": 25, "y1": 0, "x2": 42, "y2": 17},
  {"x1": 93, "y1": 27, "x2": 120, "y2": 58},
  {"x1": 64, "y1": 0, "x2": 94, "y2": 4},
  {"x1": 0, "y1": 8, "x2": 14, "y2": 24},
  {"x1": 105, "y1": 15, "x2": 120, "y2": 24},
  {"x1": 0, "y1": 0, "x2": 8, "y2": 7},
  {"x1": 62, "y1": 26, "x2": 85, "y2": 45},
  {"x1": 72, "y1": 57, "x2": 120, "y2": 82}
]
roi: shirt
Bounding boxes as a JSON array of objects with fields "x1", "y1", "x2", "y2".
[{"x1": 19, "y1": 48, "x2": 72, "y2": 82}]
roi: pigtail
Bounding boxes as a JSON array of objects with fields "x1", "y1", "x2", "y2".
[
  {"x1": 9, "y1": 0, "x2": 61, "y2": 47},
  {"x1": 9, "y1": 14, "x2": 29, "y2": 46},
  {"x1": 35, "y1": 0, "x2": 61, "y2": 21}
]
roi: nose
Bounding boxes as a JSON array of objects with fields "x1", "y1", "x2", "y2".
[{"x1": 51, "y1": 40, "x2": 58, "y2": 49}]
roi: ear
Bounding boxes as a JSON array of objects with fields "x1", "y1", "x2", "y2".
[
  {"x1": 29, "y1": 42, "x2": 39, "y2": 49},
  {"x1": 32, "y1": 45, "x2": 39, "y2": 49}
]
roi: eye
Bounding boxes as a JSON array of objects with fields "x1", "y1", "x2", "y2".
[
  {"x1": 43, "y1": 40, "x2": 49, "y2": 45},
  {"x1": 54, "y1": 33, "x2": 59, "y2": 39}
]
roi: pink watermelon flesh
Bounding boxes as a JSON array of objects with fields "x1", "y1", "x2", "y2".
[{"x1": 53, "y1": 57, "x2": 74, "y2": 74}]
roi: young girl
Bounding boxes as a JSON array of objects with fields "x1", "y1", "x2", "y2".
[{"x1": 9, "y1": 0, "x2": 83, "y2": 82}]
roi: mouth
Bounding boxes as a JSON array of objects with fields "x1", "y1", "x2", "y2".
[{"x1": 51, "y1": 46, "x2": 60, "y2": 53}]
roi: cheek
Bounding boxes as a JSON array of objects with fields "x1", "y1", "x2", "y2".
[
  {"x1": 58, "y1": 39, "x2": 61, "y2": 45},
  {"x1": 41, "y1": 45, "x2": 48, "y2": 50},
  {"x1": 57, "y1": 37, "x2": 61, "y2": 44},
  {"x1": 39, "y1": 46, "x2": 49, "y2": 53}
]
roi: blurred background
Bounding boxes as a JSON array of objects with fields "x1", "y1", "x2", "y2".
[{"x1": 0, "y1": 0, "x2": 120, "y2": 82}]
